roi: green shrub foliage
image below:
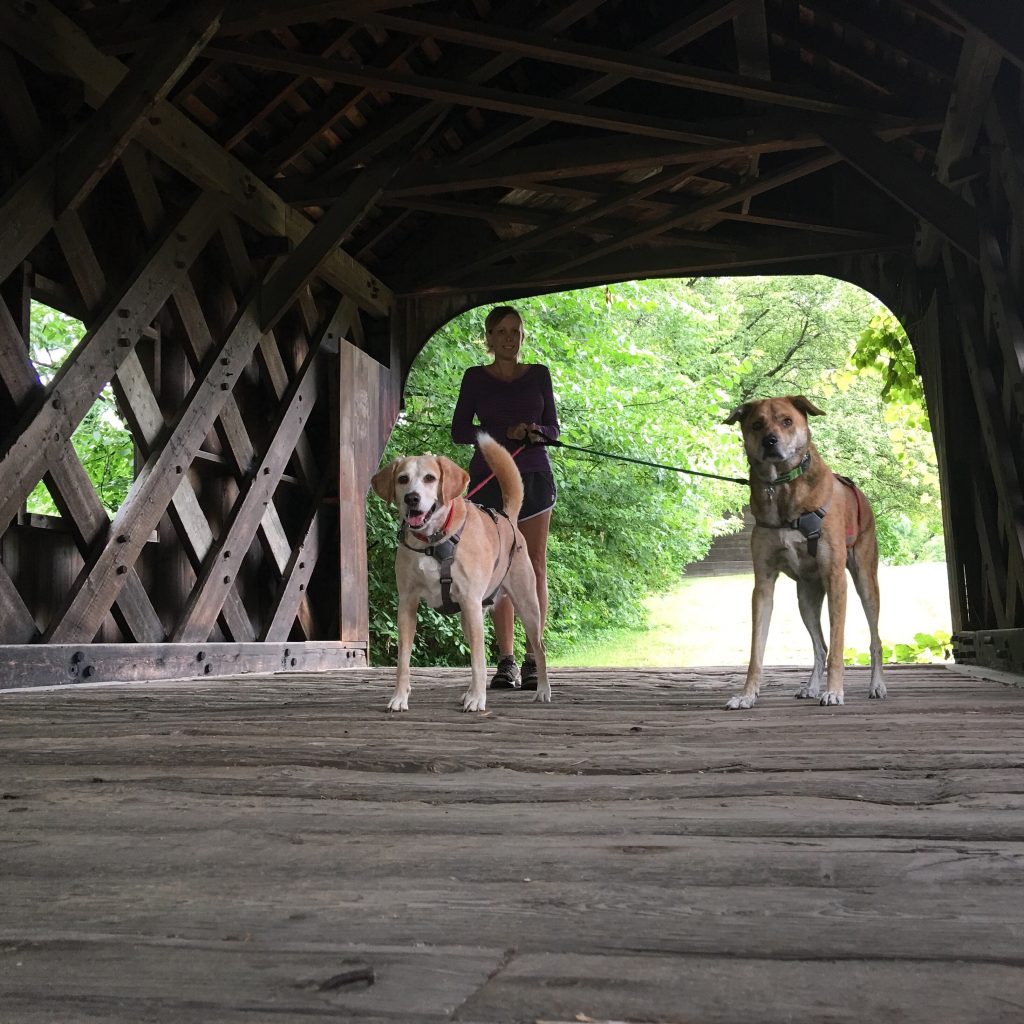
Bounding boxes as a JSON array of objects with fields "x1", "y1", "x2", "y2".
[{"x1": 368, "y1": 277, "x2": 943, "y2": 666}]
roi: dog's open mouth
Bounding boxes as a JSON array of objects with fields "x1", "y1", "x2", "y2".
[{"x1": 404, "y1": 504, "x2": 435, "y2": 530}]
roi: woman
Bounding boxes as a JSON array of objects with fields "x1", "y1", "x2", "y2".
[{"x1": 451, "y1": 306, "x2": 560, "y2": 690}]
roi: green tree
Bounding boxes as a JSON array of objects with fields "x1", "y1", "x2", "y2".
[
  {"x1": 367, "y1": 275, "x2": 943, "y2": 667},
  {"x1": 25, "y1": 304, "x2": 134, "y2": 515}
]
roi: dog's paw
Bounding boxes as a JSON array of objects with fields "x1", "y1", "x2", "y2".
[
  {"x1": 725, "y1": 693, "x2": 757, "y2": 710},
  {"x1": 386, "y1": 694, "x2": 409, "y2": 712},
  {"x1": 462, "y1": 691, "x2": 487, "y2": 713},
  {"x1": 868, "y1": 680, "x2": 887, "y2": 699},
  {"x1": 819, "y1": 690, "x2": 845, "y2": 706},
  {"x1": 533, "y1": 684, "x2": 552, "y2": 704},
  {"x1": 794, "y1": 684, "x2": 821, "y2": 699}
]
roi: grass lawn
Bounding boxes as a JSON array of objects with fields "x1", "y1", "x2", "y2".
[{"x1": 551, "y1": 562, "x2": 952, "y2": 667}]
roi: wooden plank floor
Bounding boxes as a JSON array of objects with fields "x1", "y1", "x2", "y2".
[{"x1": 3, "y1": 664, "x2": 1024, "y2": 1023}]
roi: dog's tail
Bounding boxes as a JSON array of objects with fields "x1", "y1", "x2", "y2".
[{"x1": 477, "y1": 432, "x2": 524, "y2": 521}]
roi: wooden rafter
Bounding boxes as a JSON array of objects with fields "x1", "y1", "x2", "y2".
[
  {"x1": 927, "y1": 0, "x2": 1024, "y2": 73},
  {"x1": 814, "y1": 118, "x2": 980, "y2": 260},
  {"x1": 523, "y1": 151, "x2": 842, "y2": 280},
  {"x1": 259, "y1": 161, "x2": 397, "y2": 331},
  {"x1": 58, "y1": 0, "x2": 225, "y2": 212},
  {"x1": 0, "y1": 0, "x2": 393, "y2": 318},
  {"x1": 205, "y1": 43, "x2": 745, "y2": 146},
  {"x1": 432, "y1": 161, "x2": 725, "y2": 288},
  {"x1": 916, "y1": 29, "x2": 1001, "y2": 266},
  {"x1": 451, "y1": 0, "x2": 758, "y2": 165},
  {"x1": 359, "y1": 10, "x2": 897, "y2": 119}
]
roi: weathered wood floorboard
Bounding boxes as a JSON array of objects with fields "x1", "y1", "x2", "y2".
[{"x1": 2, "y1": 664, "x2": 1024, "y2": 1022}]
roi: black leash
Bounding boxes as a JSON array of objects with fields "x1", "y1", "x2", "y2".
[
  {"x1": 399, "y1": 420, "x2": 749, "y2": 487},
  {"x1": 530, "y1": 435, "x2": 750, "y2": 486}
]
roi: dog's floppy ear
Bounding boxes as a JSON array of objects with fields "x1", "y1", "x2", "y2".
[
  {"x1": 724, "y1": 402, "x2": 752, "y2": 425},
  {"x1": 437, "y1": 456, "x2": 470, "y2": 504},
  {"x1": 790, "y1": 395, "x2": 825, "y2": 418},
  {"x1": 370, "y1": 459, "x2": 399, "y2": 504}
]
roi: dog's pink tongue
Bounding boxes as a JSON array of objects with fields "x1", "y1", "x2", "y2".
[{"x1": 407, "y1": 511, "x2": 428, "y2": 529}]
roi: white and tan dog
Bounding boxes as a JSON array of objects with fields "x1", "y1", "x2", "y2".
[
  {"x1": 724, "y1": 396, "x2": 886, "y2": 709},
  {"x1": 371, "y1": 433, "x2": 551, "y2": 712}
]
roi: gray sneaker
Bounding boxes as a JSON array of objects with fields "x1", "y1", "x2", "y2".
[
  {"x1": 489, "y1": 655, "x2": 521, "y2": 689},
  {"x1": 520, "y1": 657, "x2": 539, "y2": 691}
]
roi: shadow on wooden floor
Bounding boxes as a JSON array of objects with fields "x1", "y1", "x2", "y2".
[{"x1": 3, "y1": 664, "x2": 1024, "y2": 1023}]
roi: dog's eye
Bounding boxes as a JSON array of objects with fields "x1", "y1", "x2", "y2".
[
  {"x1": 782, "y1": 417, "x2": 793, "y2": 427},
  {"x1": 752, "y1": 419, "x2": 765, "y2": 431},
  {"x1": 397, "y1": 474, "x2": 409, "y2": 484},
  {"x1": 423, "y1": 473, "x2": 437, "y2": 483}
]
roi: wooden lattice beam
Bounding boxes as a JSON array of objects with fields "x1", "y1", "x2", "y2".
[
  {"x1": 204, "y1": 43, "x2": 740, "y2": 146},
  {"x1": 916, "y1": 29, "x2": 1001, "y2": 267},
  {"x1": 0, "y1": 192, "x2": 224, "y2": 540},
  {"x1": 814, "y1": 118, "x2": 980, "y2": 260},
  {"x1": 0, "y1": 300, "x2": 164, "y2": 643},
  {"x1": 43, "y1": 277, "x2": 271, "y2": 643},
  {"x1": 0, "y1": 0, "x2": 392, "y2": 318},
  {"x1": 172, "y1": 299, "x2": 347, "y2": 641}
]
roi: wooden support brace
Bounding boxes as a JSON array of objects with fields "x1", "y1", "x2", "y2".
[
  {"x1": 815, "y1": 118, "x2": 980, "y2": 262},
  {"x1": 0, "y1": 300, "x2": 164, "y2": 642},
  {"x1": 258, "y1": 162, "x2": 397, "y2": 333},
  {"x1": 262, "y1": 485, "x2": 327, "y2": 642},
  {"x1": 0, "y1": 190, "x2": 224, "y2": 543},
  {"x1": 172, "y1": 299, "x2": 347, "y2": 641},
  {"x1": 0, "y1": 0, "x2": 393, "y2": 319},
  {"x1": 44, "y1": 283, "x2": 270, "y2": 643},
  {"x1": 55, "y1": 0, "x2": 226, "y2": 213}
]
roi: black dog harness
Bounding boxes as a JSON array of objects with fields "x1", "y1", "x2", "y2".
[
  {"x1": 399, "y1": 504, "x2": 516, "y2": 616},
  {"x1": 754, "y1": 453, "x2": 862, "y2": 558}
]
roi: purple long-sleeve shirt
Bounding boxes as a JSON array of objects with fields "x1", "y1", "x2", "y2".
[{"x1": 451, "y1": 364, "x2": 561, "y2": 479}]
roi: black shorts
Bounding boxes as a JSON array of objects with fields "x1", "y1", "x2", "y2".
[{"x1": 468, "y1": 470, "x2": 556, "y2": 523}]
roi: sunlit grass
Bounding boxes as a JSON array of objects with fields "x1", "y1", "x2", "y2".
[{"x1": 551, "y1": 562, "x2": 952, "y2": 667}]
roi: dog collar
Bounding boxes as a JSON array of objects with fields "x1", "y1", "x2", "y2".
[{"x1": 773, "y1": 450, "x2": 812, "y2": 485}]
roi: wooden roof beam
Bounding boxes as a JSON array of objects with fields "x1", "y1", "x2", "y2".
[
  {"x1": 1, "y1": 0, "x2": 393, "y2": 318},
  {"x1": 926, "y1": 0, "x2": 1024, "y2": 73},
  {"x1": 444, "y1": 231, "x2": 910, "y2": 295},
  {"x1": 359, "y1": 9, "x2": 900, "y2": 119},
  {"x1": 57, "y1": 0, "x2": 225, "y2": 213},
  {"x1": 523, "y1": 151, "x2": 844, "y2": 279},
  {"x1": 205, "y1": 43, "x2": 744, "y2": 146},
  {"x1": 259, "y1": 162, "x2": 396, "y2": 331},
  {"x1": 283, "y1": 112, "x2": 940, "y2": 206},
  {"x1": 916, "y1": 29, "x2": 1001, "y2": 267},
  {"x1": 451, "y1": 0, "x2": 757, "y2": 164},
  {"x1": 814, "y1": 118, "x2": 980, "y2": 261},
  {"x1": 297, "y1": 0, "x2": 607, "y2": 180}
]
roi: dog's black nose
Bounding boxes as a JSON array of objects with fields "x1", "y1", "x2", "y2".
[
  {"x1": 763, "y1": 432, "x2": 779, "y2": 448},
  {"x1": 403, "y1": 491, "x2": 420, "y2": 507}
]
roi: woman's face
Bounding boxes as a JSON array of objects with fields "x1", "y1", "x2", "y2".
[{"x1": 487, "y1": 314, "x2": 524, "y2": 360}]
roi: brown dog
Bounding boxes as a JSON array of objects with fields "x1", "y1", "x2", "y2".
[
  {"x1": 724, "y1": 396, "x2": 886, "y2": 709},
  {"x1": 371, "y1": 433, "x2": 550, "y2": 712}
]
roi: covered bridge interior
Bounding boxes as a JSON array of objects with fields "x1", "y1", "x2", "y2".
[{"x1": 1, "y1": 0, "x2": 1023, "y2": 684}]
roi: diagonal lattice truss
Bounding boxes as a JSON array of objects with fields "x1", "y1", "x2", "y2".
[
  {"x1": 0, "y1": 0, "x2": 1022, "y2": 664},
  {"x1": 0, "y1": 2, "x2": 396, "y2": 646}
]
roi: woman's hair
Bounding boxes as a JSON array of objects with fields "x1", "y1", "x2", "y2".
[{"x1": 484, "y1": 305, "x2": 523, "y2": 334}]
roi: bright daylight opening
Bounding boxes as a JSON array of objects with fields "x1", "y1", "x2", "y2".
[
  {"x1": 26, "y1": 303, "x2": 134, "y2": 517},
  {"x1": 370, "y1": 274, "x2": 952, "y2": 670}
]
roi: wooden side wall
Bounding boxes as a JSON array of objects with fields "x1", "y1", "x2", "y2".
[
  {"x1": 859, "y1": 68, "x2": 1024, "y2": 673},
  {"x1": 0, "y1": 20, "x2": 401, "y2": 687}
]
